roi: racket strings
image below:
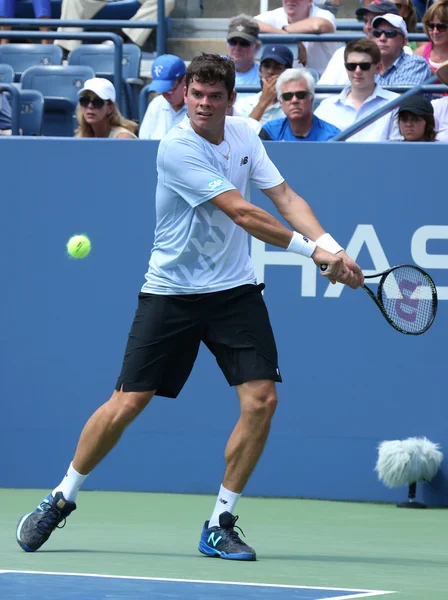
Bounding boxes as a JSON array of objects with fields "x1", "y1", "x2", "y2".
[{"x1": 380, "y1": 266, "x2": 436, "y2": 334}]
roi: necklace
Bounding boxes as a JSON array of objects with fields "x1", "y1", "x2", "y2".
[{"x1": 216, "y1": 138, "x2": 231, "y2": 160}]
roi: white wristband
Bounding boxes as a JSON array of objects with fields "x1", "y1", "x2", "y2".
[
  {"x1": 286, "y1": 232, "x2": 317, "y2": 258},
  {"x1": 315, "y1": 233, "x2": 343, "y2": 254}
]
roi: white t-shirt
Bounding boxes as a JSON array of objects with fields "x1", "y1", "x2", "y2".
[
  {"x1": 314, "y1": 85, "x2": 400, "y2": 141},
  {"x1": 432, "y1": 97, "x2": 448, "y2": 141},
  {"x1": 142, "y1": 116, "x2": 284, "y2": 294},
  {"x1": 234, "y1": 92, "x2": 285, "y2": 126},
  {"x1": 139, "y1": 94, "x2": 188, "y2": 140},
  {"x1": 255, "y1": 5, "x2": 339, "y2": 76}
]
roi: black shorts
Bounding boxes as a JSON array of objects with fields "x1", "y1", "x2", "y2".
[{"x1": 115, "y1": 283, "x2": 282, "y2": 398}]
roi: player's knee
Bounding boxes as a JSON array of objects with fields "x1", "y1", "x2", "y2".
[
  {"x1": 243, "y1": 382, "x2": 278, "y2": 420},
  {"x1": 109, "y1": 389, "x2": 154, "y2": 425}
]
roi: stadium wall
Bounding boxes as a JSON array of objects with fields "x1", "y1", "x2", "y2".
[{"x1": 1, "y1": 138, "x2": 447, "y2": 506}]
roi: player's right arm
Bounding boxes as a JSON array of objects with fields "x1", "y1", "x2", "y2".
[{"x1": 209, "y1": 190, "x2": 356, "y2": 287}]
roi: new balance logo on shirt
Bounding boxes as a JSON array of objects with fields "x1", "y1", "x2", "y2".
[{"x1": 240, "y1": 156, "x2": 248, "y2": 166}]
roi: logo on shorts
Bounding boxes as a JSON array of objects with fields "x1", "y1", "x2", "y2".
[
  {"x1": 240, "y1": 156, "x2": 248, "y2": 166},
  {"x1": 208, "y1": 178, "x2": 224, "y2": 190}
]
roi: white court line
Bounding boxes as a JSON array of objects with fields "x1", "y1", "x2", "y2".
[{"x1": 0, "y1": 569, "x2": 395, "y2": 598}]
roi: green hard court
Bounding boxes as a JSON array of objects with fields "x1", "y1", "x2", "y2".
[{"x1": 1, "y1": 489, "x2": 448, "y2": 599}]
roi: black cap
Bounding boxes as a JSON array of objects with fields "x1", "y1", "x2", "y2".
[
  {"x1": 356, "y1": 0, "x2": 399, "y2": 18},
  {"x1": 398, "y1": 95, "x2": 434, "y2": 117},
  {"x1": 260, "y1": 45, "x2": 294, "y2": 67}
]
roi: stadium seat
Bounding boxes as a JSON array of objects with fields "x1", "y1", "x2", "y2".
[
  {"x1": 19, "y1": 89, "x2": 44, "y2": 135},
  {"x1": 14, "y1": 0, "x2": 141, "y2": 19},
  {"x1": 0, "y1": 44, "x2": 63, "y2": 82},
  {"x1": 68, "y1": 44, "x2": 143, "y2": 120},
  {"x1": 20, "y1": 65, "x2": 95, "y2": 136},
  {"x1": 0, "y1": 63, "x2": 14, "y2": 84}
]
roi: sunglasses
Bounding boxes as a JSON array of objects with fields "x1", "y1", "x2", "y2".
[
  {"x1": 79, "y1": 96, "x2": 108, "y2": 109},
  {"x1": 372, "y1": 28, "x2": 402, "y2": 38},
  {"x1": 227, "y1": 38, "x2": 252, "y2": 47},
  {"x1": 345, "y1": 61, "x2": 373, "y2": 71},
  {"x1": 281, "y1": 91, "x2": 309, "y2": 101},
  {"x1": 427, "y1": 22, "x2": 448, "y2": 32}
]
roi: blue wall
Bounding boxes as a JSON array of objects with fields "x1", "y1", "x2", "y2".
[{"x1": 1, "y1": 138, "x2": 447, "y2": 505}]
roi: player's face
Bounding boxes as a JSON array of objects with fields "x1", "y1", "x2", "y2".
[
  {"x1": 186, "y1": 79, "x2": 235, "y2": 135},
  {"x1": 399, "y1": 112, "x2": 427, "y2": 141}
]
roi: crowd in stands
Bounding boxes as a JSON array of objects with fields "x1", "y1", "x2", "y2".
[{"x1": 0, "y1": 0, "x2": 447, "y2": 141}]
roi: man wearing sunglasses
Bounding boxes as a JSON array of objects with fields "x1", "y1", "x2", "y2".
[
  {"x1": 234, "y1": 45, "x2": 294, "y2": 127},
  {"x1": 314, "y1": 38, "x2": 400, "y2": 141},
  {"x1": 139, "y1": 54, "x2": 187, "y2": 140},
  {"x1": 226, "y1": 15, "x2": 261, "y2": 91},
  {"x1": 259, "y1": 68, "x2": 340, "y2": 140},
  {"x1": 372, "y1": 14, "x2": 431, "y2": 85}
]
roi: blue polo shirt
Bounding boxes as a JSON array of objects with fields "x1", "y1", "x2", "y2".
[{"x1": 259, "y1": 115, "x2": 340, "y2": 141}]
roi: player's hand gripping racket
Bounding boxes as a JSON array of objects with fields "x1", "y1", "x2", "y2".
[{"x1": 321, "y1": 264, "x2": 438, "y2": 335}]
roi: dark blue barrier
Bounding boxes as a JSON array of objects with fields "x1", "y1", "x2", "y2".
[{"x1": 0, "y1": 139, "x2": 447, "y2": 506}]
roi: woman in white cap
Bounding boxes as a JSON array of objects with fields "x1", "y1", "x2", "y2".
[{"x1": 76, "y1": 77, "x2": 137, "y2": 139}]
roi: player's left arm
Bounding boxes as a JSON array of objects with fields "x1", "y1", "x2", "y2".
[{"x1": 263, "y1": 181, "x2": 363, "y2": 284}]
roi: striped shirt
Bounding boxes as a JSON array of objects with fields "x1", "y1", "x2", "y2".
[{"x1": 376, "y1": 53, "x2": 432, "y2": 87}]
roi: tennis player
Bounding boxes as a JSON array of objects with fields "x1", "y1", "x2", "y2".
[{"x1": 16, "y1": 53, "x2": 363, "y2": 561}]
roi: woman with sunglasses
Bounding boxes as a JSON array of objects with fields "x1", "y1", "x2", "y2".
[
  {"x1": 76, "y1": 78, "x2": 137, "y2": 139},
  {"x1": 415, "y1": 0, "x2": 448, "y2": 75}
]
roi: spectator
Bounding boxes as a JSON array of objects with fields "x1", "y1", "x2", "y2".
[
  {"x1": 139, "y1": 54, "x2": 187, "y2": 140},
  {"x1": 318, "y1": 1, "x2": 400, "y2": 86},
  {"x1": 415, "y1": 0, "x2": 448, "y2": 75},
  {"x1": 259, "y1": 68, "x2": 340, "y2": 140},
  {"x1": 234, "y1": 45, "x2": 294, "y2": 126},
  {"x1": 372, "y1": 14, "x2": 432, "y2": 85},
  {"x1": 390, "y1": 0, "x2": 418, "y2": 42},
  {"x1": 255, "y1": 0, "x2": 339, "y2": 77},
  {"x1": 0, "y1": 90, "x2": 11, "y2": 135},
  {"x1": 432, "y1": 96, "x2": 448, "y2": 140},
  {"x1": 54, "y1": 0, "x2": 175, "y2": 54},
  {"x1": 315, "y1": 38, "x2": 400, "y2": 141},
  {"x1": 76, "y1": 78, "x2": 137, "y2": 139},
  {"x1": 397, "y1": 94, "x2": 438, "y2": 141},
  {"x1": 0, "y1": 0, "x2": 51, "y2": 44},
  {"x1": 226, "y1": 14, "x2": 261, "y2": 90}
]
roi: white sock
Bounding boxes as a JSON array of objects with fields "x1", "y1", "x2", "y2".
[
  {"x1": 208, "y1": 484, "x2": 241, "y2": 528},
  {"x1": 52, "y1": 462, "x2": 89, "y2": 503}
]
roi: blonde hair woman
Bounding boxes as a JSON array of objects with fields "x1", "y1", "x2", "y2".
[
  {"x1": 415, "y1": 0, "x2": 448, "y2": 75},
  {"x1": 76, "y1": 78, "x2": 137, "y2": 139}
]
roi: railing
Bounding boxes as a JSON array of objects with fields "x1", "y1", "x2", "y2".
[
  {"x1": 259, "y1": 32, "x2": 428, "y2": 43},
  {"x1": 0, "y1": 31, "x2": 124, "y2": 108},
  {"x1": 0, "y1": 14, "x2": 167, "y2": 56},
  {"x1": 0, "y1": 83, "x2": 20, "y2": 135},
  {"x1": 235, "y1": 84, "x2": 448, "y2": 94}
]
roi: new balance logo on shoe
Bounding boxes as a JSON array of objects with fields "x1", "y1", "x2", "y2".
[
  {"x1": 208, "y1": 532, "x2": 223, "y2": 547},
  {"x1": 240, "y1": 156, "x2": 248, "y2": 166}
]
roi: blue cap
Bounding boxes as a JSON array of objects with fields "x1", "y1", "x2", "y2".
[
  {"x1": 148, "y1": 54, "x2": 186, "y2": 93},
  {"x1": 260, "y1": 45, "x2": 294, "y2": 68}
]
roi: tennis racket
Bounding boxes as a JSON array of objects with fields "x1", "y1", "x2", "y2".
[{"x1": 321, "y1": 264, "x2": 438, "y2": 335}]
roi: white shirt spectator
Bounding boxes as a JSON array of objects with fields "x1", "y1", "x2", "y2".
[
  {"x1": 432, "y1": 97, "x2": 448, "y2": 142},
  {"x1": 318, "y1": 44, "x2": 413, "y2": 86},
  {"x1": 235, "y1": 63, "x2": 261, "y2": 89},
  {"x1": 139, "y1": 94, "x2": 187, "y2": 140},
  {"x1": 234, "y1": 92, "x2": 285, "y2": 126},
  {"x1": 255, "y1": 5, "x2": 339, "y2": 76},
  {"x1": 314, "y1": 84, "x2": 400, "y2": 141}
]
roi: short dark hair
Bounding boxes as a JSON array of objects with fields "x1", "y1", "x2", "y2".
[
  {"x1": 344, "y1": 38, "x2": 381, "y2": 64},
  {"x1": 186, "y1": 53, "x2": 235, "y2": 99}
]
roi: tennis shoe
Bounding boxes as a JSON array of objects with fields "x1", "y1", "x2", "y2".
[
  {"x1": 16, "y1": 492, "x2": 76, "y2": 552},
  {"x1": 198, "y1": 511, "x2": 256, "y2": 560}
]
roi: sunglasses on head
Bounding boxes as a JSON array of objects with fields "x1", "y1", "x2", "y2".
[
  {"x1": 227, "y1": 38, "x2": 252, "y2": 47},
  {"x1": 427, "y1": 22, "x2": 448, "y2": 32},
  {"x1": 281, "y1": 91, "x2": 309, "y2": 101},
  {"x1": 79, "y1": 96, "x2": 107, "y2": 109},
  {"x1": 345, "y1": 61, "x2": 373, "y2": 71},
  {"x1": 372, "y1": 28, "x2": 402, "y2": 38}
]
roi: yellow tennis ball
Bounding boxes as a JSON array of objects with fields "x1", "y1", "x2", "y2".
[{"x1": 67, "y1": 234, "x2": 91, "y2": 259}]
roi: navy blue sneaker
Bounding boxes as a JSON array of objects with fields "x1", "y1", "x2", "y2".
[
  {"x1": 16, "y1": 492, "x2": 76, "y2": 552},
  {"x1": 198, "y1": 511, "x2": 256, "y2": 560}
]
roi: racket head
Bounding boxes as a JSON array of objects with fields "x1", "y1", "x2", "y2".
[{"x1": 374, "y1": 265, "x2": 437, "y2": 335}]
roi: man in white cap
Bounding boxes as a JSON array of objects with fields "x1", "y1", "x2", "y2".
[
  {"x1": 139, "y1": 54, "x2": 187, "y2": 140},
  {"x1": 372, "y1": 14, "x2": 431, "y2": 85}
]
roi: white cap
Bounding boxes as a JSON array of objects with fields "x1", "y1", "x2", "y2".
[
  {"x1": 78, "y1": 77, "x2": 116, "y2": 102},
  {"x1": 372, "y1": 13, "x2": 408, "y2": 37}
]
